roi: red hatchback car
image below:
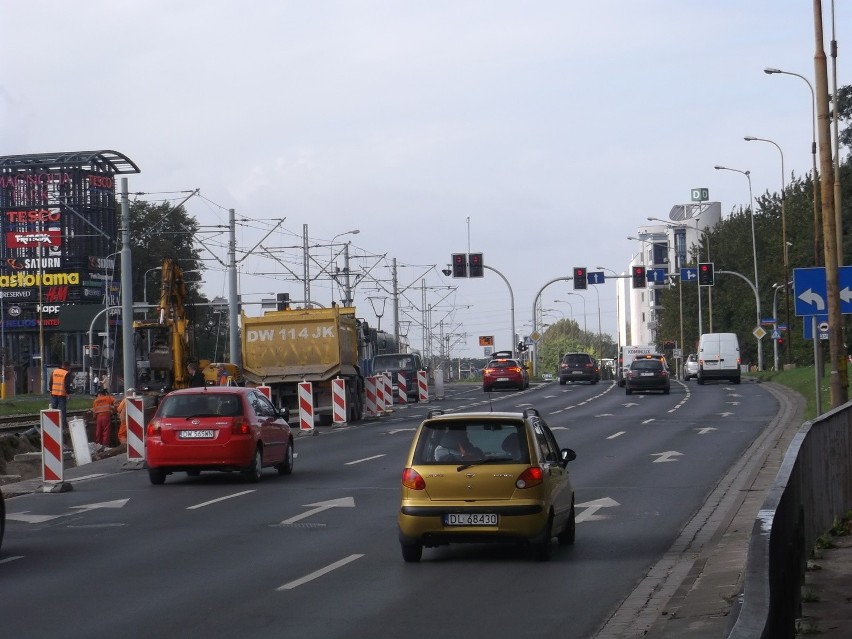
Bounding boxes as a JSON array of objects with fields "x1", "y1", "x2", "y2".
[
  {"x1": 145, "y1": 387, "x2": 294, "y2": 485},
  {"x1": 482, "y1": 357, "x2": 529, "y2": 392}
]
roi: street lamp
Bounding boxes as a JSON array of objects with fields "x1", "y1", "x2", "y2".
[
  {"x1": 564, "y1": 292, "x2": 586, "y2": 333},
  {"x1": 714, "y1": 165, "x2": 762, "y2": 370},
  {"x1": 764, "y1": 68, "x2": 820, "y2": 264},
  {"x1": 745, "y1": 135, "x2": 791, "y2": 363},
  {"x1": 143, "y1": 266, "x2": 162, "y2": 306}
]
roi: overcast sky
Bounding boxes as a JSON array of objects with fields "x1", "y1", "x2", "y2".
[{"x1": 1, "y1": 1, "x2": 845, "y2": 358}]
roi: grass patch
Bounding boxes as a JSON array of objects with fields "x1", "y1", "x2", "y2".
[
  {"x1": 0, "y1": 394, "x2": 95, "y2": 417},
  {"x1": 752, "y1": 365, "x2": 839, "y2": 421}
]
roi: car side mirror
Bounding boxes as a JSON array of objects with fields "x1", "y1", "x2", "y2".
[
  {"x1": 561, "y1": 448, "x2": 577, "y2": 464},
  {"x1": 278, "y1": 406, "x2": 290, "y2": 422}
]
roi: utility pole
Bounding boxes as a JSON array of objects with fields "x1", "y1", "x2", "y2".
[
  {"x1": 343, "y1": 243, "x2": 353, "y2": 305},
  {"x1": 120, "y1": 178, "x2": 136, "y2": 394},
  {"x1": 392, "y1": 258, "x2": 400, "y2": 350},
  {"x1": 228, "y1": 209, "x2": 240, "y2": 367},
  {"x1": 814, "y1": 0, "x2": 847, "y2": 406}
]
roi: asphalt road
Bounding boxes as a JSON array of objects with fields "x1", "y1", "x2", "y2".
[{"x1": 0, "y1": 378, "x2": 779, "y2": 639}]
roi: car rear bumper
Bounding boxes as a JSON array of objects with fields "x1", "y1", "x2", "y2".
[
  {"x1": 398, "y1": 503, "x2": 548, "y2": 544},
  {"x1": 146, "y1": 438, "x2": 256, "y2": 469}
]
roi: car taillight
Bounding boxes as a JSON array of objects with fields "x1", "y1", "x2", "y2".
[
  {"x1": 661, "y1": 370, "x2": 668, "y2": 377},
  {"x1": 516, "y1": 467, "x2": 543, "y2": 489},
  {"x1": 402, "y1": 468, "x2": 425, "y2": 490},
  {"x1": 231, "y1": 418, "x2": 250, "y2": 435},
  {"x1": 146, "y1": 420, "x2": 161, "y2": 437},
  {"x1": 509, "y1": 367, "x2": 521, "y2": 373}
]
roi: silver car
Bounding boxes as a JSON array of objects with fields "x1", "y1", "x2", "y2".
[{"x1": 684, "y1": 354, "x2": 699, "y2": 381}]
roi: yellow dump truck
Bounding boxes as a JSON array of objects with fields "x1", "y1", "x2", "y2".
[{"x1": 241, "y1": 306, "x2": 366, "y2": 423}]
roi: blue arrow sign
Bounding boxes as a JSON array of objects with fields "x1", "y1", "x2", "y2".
[
  {"x1": 587, "y1": 271, "x2": 605, "y2": 285},
  {"x1": 646, "y1": 268, "x2": 668, "y2": 284},
  {"x1": 795, "y1": 266, "x2": 852, "y2": 316},
  {"x1": 681, "y1": 267, "x2": 697, "y2": 282}
]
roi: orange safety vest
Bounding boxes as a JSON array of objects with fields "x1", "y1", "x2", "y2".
[
  {"x1": 92, "y1": 395, "x2": 116, "y2": 415},
  {"x1": 51, "y1": 368, "x2": 70, "y2": 397}
]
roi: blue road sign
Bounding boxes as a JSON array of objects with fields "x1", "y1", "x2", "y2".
[
  {"x1": 680, "y1": 267, "x2": 697, "y2": 282},
  {"x1": 794, "y1": 265, "x2": 852, "y2": 316},
  {"x1": 760, "y1": 318, "x2": 777, "y2": 325},
  {"x1": 646, "y1": 268, "x2": 668, "y2": 284},
  {"x1": 771, "y1": 330, "x2": 781, "y2": 340},
  {"x1": 803, "y1": 315, "x2": 829, "y2": 341},
  {"x1": 587, "y1": 271, "x2": 605, "y2": 285}
]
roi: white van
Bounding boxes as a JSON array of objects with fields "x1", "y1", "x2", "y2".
[{"x1": 697, "y1": 333, "x2": 741, "y2": 384}]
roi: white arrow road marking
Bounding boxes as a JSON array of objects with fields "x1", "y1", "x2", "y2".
[
  {"x1": 188, "y1": 490, "x2": 255, "y2": 510},
  {"x1": 6, "y1": 512, "x2": 66, "y2": 523},
  {"x1": 575, "y1": 497, "x2": 620, "y2": 522},
  {"x1": 346, "y1": 454, "x2": 385, "y2": 465},
  {"x1": 70, "y1": 499, "x2": 130, "y2": 512},
  {"x1": 9, "y1": 498, "x2": 132, "y2": 522},
  {"x1": 623, "y1": 402, "x2": 639, "y2": 407},
  {"x1": 696, "y1": 427, "x2": 717, "y2": 434},
  {"x1": 641, "y1": 418, "x2": 655, "y2": 424},
  {"x1": 718, "y1": 412, "x2": 734, "y2": 418},
  {"x1": 607, "y1": 431, "x2": 626, "y2": 439},
  {"x1": 798, "y1": 288, "x2": 825, "y2": 311},
  {"x1": 651, "y1": 451, "x2": 683, "y2": 463},
  {"x1": 277, "y1": 554, "x2": 364, "y2": 591},
  {"x1": 280, "y1": 497, "x2": 356, "y2": 525}
]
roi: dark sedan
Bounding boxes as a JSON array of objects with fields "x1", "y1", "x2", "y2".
[{"x1": 625, "y1": 357, "x2": 670, "y2": 395}]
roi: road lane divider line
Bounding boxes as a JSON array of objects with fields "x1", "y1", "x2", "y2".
[
  {"x1": 642, "y1": 419, "x2": 655, "y2": 424},
  {"x1": 345, "y1": 454, "x2": 386, "y2": 465},
  {"x1": 187, "y1": 490, "x2": 256, "y2": 510},
  {"x1": 276, "y1": 554, "x2": 364, "y2": 591},
  {"x1": 607, "y1": 431, "x2": 626, "y2": 439},
  {"x1": 0, "y1": 555, "x2": 25, "y2": 564}
]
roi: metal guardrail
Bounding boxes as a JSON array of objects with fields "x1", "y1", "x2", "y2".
[{"x1": 728, "y1": 401, "x2": 852, "y2": 638}]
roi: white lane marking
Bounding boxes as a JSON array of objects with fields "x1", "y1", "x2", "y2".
[
  {"x1": 346, "y1": 454, "x2": 385, "y2": 465},
  {"x1": 696, "y1": 427, "x2": 717, "y2": 434},
  {"x1": 576, "y1": 497, "x2": 620, "y2": 522},
  {"x1": 276, "y1": 554, "x2": 364, "y2": 591},
  {"x1": 67, "y1": 473, "x2": 107, "y2": 483},
  {"x1": 0, "y1": 556, "x2": 25, "y2": 564},
  {"x1": 6, "y1": 512, "x2": 65, "y2": 523},
  {"x1": 280, "y1": 497, "x2": 356, "y2": 525},
  {"x1": 187, "y1": 490, "x2": 256, "y2": 510},
  {"x1": 607, "y1": 431, "x2": 626, "y2": 439},
  {"x1": 651, "y1": 451, "x2": 683, "y2": 463},
  {"x1": 641, "y1": 419, "x2": 655, "y2": 424}
]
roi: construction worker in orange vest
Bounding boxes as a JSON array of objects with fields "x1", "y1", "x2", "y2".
[
  {"x1": 50, "y1": 361, "x2": 73, "y2": 427},
  {"x1": 91, "y1": 388, "x2": 116, "y2": 447}
]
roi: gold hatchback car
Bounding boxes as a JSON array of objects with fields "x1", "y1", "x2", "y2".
[{"x1": 398, "y1": 408, "x2": 577, "y2": 562}]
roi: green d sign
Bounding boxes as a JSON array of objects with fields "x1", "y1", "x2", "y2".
[{"x1": 691, "y1": 188, "x2": 709, "y2": 202}]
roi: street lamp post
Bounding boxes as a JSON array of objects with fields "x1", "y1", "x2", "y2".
[
  {"x1": 764, "y1": 68, "x2": 820, "y2": 264},
  {"x1": 714, "y1": 165, "x2": 763, "y2": 370},
  {"x1": 772, "y1": 282, "x2": 792, "y2": 372},
  {"x1": 143, "y1": 266, "x2": 163, "y2": 306},
  {"x1": 745, "y1": 135, "x2": 790, "y2": 364},
  {"x1": 330, "y1": 229, "x2": 360, "y2": 305}
]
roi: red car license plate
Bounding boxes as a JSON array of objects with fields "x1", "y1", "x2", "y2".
[{"x1": 179, "y1": 430, "x2": 216, "y2": 439}]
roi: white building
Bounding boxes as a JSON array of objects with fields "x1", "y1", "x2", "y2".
[{"x1": 626, "y1": 202, "x2": 722, "y2": 347}]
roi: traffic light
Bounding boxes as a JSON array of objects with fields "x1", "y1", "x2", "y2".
[
  {"x1": 451, "y1": 253, "x2": 467, "y2": 278},
  {"x1": 469, "y1": 253, "x2": 484, "y2": 278},
  {"x1": 632, "y1": 266, "x2": 646, "y2": 288},
  {"x1": 276, "y1": 292, "x2": 290, "y2": 311},
  {"x1": 573, "y1": 267, "x2": 587, "y2": 290},
  {"x1": 698, "y1": 262, "x2": 715, "y2": 286}
]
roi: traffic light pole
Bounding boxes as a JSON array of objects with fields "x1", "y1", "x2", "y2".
[
  {"x1": 717, "y1": 270, "x2": 763, "y2": 373},
  {"x1": 482, "y1": 265, "x2": 515, "y2": 361},
  {"x1": 530, "y1": 275, "x2": 574, "y2": 376}
]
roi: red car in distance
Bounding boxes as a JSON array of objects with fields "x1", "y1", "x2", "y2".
[
  {"x1": 482, "y1": 357, "x2": 529, "y2": 392},
  {"x1": 145, "y1": 386, "x2": 294, "y2": 484}
]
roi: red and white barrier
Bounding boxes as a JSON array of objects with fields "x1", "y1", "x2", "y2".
[
  {"x1": 397, "y1": 372, "x2": 408, "y2": 405},
  {"x1": 257, "y1": 384, "x2": 272, "y2": 400},
  {"x1": 365, "y1": 375, "x2": 378, "y2": 418},
  {"x1": 298, "y1": 381, "x2": 314, "y2": 432},
  {"x1": 40, "y1": 409, "x2": 71, "y2": 492},
  {"x1": 417, "y1": 370, "x2": 429, "y2": 402},
  {"x1": 375, "y1": 374, "x2": 386, "y2": 414},
  {"x1": 126, "y1": 396, "x2": 145, "y2": 463},
  {"x1": 332, "y1": 377, "x2": 347, "y2": 426},
  {"x1": 384, "y1": 373, "x2": 393, "y2": 411}
]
